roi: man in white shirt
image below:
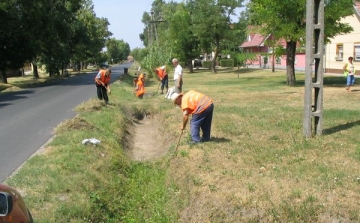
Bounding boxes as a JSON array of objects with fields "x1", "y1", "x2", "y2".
[{"x1": 172, "y1": 58, "x2": 183, "y2": 93}]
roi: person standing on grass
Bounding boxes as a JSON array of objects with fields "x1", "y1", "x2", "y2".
[
  {"x1": 95, "y1": 68, "x2": 111, "y2": 105},
  {"x1": 172, "y1": 58, "x2": 183, "y2": 93},
  {"x1": 153, "y1": 65, "x2": 168, "y2": 94},
  {"x1": 344, "y1": 56, "x2": 356, "y2": 92},
  {"x1": 134, "y1": 73, "x2": 146, "y2": 99},
  {"x1": 171, "y1": 90, "x2": 214, "y2": 143}
]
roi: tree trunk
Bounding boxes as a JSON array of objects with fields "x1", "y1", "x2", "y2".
[
  {"x1": 32, "y1": 63, "x2": 39, "y2": 79},
  {"x1": 0, "y1": 70, "x2": 8, "y2": 84},
  {"x1": 211, "y1": 48, "x2": 219, "y2": 74},
  {"x1": 272, "y1": 46, "x2": 275, "y2": 72},
  {"x1": 286, "y1": 41, "x2": 297, "y2": 85},
  {"x1": 188, "y1": 58, "x2": 193, "y2": 73}
]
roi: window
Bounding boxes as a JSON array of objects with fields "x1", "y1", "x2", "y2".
[
  {"x1": 336, "y1": 44, "x2": 343, "y2": 60},
  {"x1": 355, "y1": 45, "x2": 360, "y2": 61}
]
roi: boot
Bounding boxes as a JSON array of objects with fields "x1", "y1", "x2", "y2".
[{"x1": 161, "y1": 90, "x2": 164, "y2": 94}]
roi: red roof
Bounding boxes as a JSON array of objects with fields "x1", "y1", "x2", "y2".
[{"x1": 240, "y1": 34, "x2": 268, "y2": 48}]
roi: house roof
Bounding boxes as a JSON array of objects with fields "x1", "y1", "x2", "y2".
[{"x1": 240, "y1": 34, "x2": 270, "y2": 48}]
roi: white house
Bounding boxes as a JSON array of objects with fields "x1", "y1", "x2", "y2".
[{"x1": 324, "y1": 2, "x2": 360, "y2": 74}]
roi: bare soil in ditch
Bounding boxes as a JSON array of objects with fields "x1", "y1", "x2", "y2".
[{"x1": 125, "y1": 113, "x2": 173, "y2": 161}]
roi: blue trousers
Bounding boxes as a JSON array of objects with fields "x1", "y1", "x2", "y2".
[
  {"x1": 346, "y1": 75, "x2": 355, "y2": 86},
  {"x1": 190, "y1": 103, "x2": 214, "y2": 142}
]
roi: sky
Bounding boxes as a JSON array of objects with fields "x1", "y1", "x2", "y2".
[
  {"x1": 92, "y1": 0, "x2": 242, "y2": 50},
  {"x1": 92, "y1": 0, "x2": 177, "y2": 50}
]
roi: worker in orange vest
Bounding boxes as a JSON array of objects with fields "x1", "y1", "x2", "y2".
[
  {"x1": 153, "y1": 65, "x2": 168, "y2": 94},
  {"x1": 95, "y1": 68, "x2": 111, "y2": 105},
  {"x1": 134, "y1": 73, "x2": 146, "y2": 99},
  {"x1": 171, "y1": 90, "x2": 214, "y2": 143}
]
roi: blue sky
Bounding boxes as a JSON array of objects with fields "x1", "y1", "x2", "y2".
[
  {"x1": 92, "y1": 0, "x2": 172, "y2": 50},
  {"x1": 92, "y1": 0, "x2": 242, "y2": 50}
]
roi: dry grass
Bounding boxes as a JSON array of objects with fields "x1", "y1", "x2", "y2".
[{"x1": 152, "y1": 68, "x2": 360, "y2": 222}]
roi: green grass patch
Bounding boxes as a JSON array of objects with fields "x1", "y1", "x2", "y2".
[{"x1": 5, "y1": 66, "x2": 360, "y2": 222}]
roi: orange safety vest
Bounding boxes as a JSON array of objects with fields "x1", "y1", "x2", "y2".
[
  {"x1": 136, "y1": 74, "x2": 145, "y2": 96},
  {"x1": 95, "y1": 70, "x2": 111, "y2": 85},
  {"x1": 181, "y1": 90, "x2": 213, "y2": 115},
  {"x1": 155, "y1": 66, "x2": 167, "y2": 79}
]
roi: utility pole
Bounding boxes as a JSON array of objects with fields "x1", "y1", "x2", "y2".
[
  {"x1": 304, "y1": 0, "x2": 325, "y2": 137},
  {"x1": 149, "y1": 11, "x2": 166, "y2": 46}
]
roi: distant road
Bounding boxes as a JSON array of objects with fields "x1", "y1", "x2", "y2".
[{"x1": 0, "y1": 63, "x2": 132, "y2": 182}]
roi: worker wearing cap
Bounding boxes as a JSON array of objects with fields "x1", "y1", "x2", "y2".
[
  {"x1": 153, "y1": 65, "x2": 168, "y2": 94},
  {"x1": 95, "y1": 68, "x2": 111, "y2": 105},
  {"x1": 134, "y1": 73, "x2": 146, "y2": 99},
  {"x1": 171, "y1": 90, "x2": 214, "y2": 143}
]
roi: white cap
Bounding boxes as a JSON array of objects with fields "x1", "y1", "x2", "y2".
[{"x1": 170, "y1": 92, "x2": 182, "y2": 103}]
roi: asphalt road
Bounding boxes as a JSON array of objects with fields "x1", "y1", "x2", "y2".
[{"x1": 0, "y1": 63, "x2": 131, "y2": 182}]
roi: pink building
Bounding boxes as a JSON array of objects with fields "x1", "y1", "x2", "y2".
[{"x1": 240, "y1": 32, "x2": 307, "y2": 71}]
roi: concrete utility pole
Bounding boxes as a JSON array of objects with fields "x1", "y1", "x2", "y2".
[
  {"x1": 303, "y1": 0, "x2": 325, "y2": 137},
  {"x1": 149, "y1": 11, "x2": 166, "y2": 46}
]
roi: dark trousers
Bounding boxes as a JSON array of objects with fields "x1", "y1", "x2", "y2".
[
  {"x1": 190, "y1": 103, "x2": 214, "y2": 142},
  {"x1": 161, "y1": 75, "x2": 168, "y2": 91},
  {"x1": 96, "y1": 84, "x2": 109, "y2": 104}
]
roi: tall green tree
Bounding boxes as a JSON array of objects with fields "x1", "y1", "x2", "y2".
[
  {"x1": 248, "y1": 0, "x2": 354, "y2": 85},
  {"x1": 74, "y1": 0, "x2": 112, "y2": 69},
  {"x1": 168, "y1": 2, "x2": 201, "y2": 72},
  {"x1": 139, "y1": 0, "x2": 175, "y2": 75},
  {"x1": 0, "y1": 0, "x2": 35, "y2": 83},
  {"x1": 106, "y1": 38, "x2": 130, "y2": 63},
  {"x1": 190, "y1": 0, "x2": 244, "y2": 73}
]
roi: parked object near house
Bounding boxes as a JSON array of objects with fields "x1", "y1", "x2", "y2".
[
  {"x1": 192, "y1": 59, "x2": 202, "y2": 68},
  {"x1": 0, "y1": 183, "x2": 33, "y2": 223}
]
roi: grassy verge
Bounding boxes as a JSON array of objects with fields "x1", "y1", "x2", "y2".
[{"x1": 5, "y1": 66, "x2": 360, "y2": 222}]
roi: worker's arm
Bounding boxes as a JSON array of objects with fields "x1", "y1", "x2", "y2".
[
  {"x1": 177, "y1": 75, "x2": 182, "y2": 87},
  {"x1": 181, "y1": 109, "x2": 190, "y2": 130},
  {"x1": 181, "y1": 114, "x2": 189, "y2": 130}
]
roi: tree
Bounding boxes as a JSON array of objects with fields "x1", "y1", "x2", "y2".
[
  {"x1": 138, "y1": 0, "x2": 175, "y2": 76},
  {"x1": 0, "y1": 0, "x2": 112, "y2": 83},
  {"x1": 168, "y1": 2, "x2": 201, "y2": 73},
  {"x1": 130, "y1": 48, "x2": 148, "y2": 62},
  {"x1": 0, "y1": 0, "x2": 35, "y2": 83},
  {"x1": 248, "y1": 0, "x2": 354, "y2": 85},
  {"x1": 106, "y1": 38, "x2": 130, "y2": 63},
  {"x1": 190, "y1": 0, "x2": 245, "y2": 73},
  {"x1": 74, "y1": 0, "x2": 112, "y2": 69}
]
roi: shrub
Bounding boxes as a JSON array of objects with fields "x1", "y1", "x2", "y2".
[
  {"x1": 220, "y1": 59, "x2": 234, "y2": 67},
  {"x1": 202, "y1": 60, "x2": 212, "y2": 69}
]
